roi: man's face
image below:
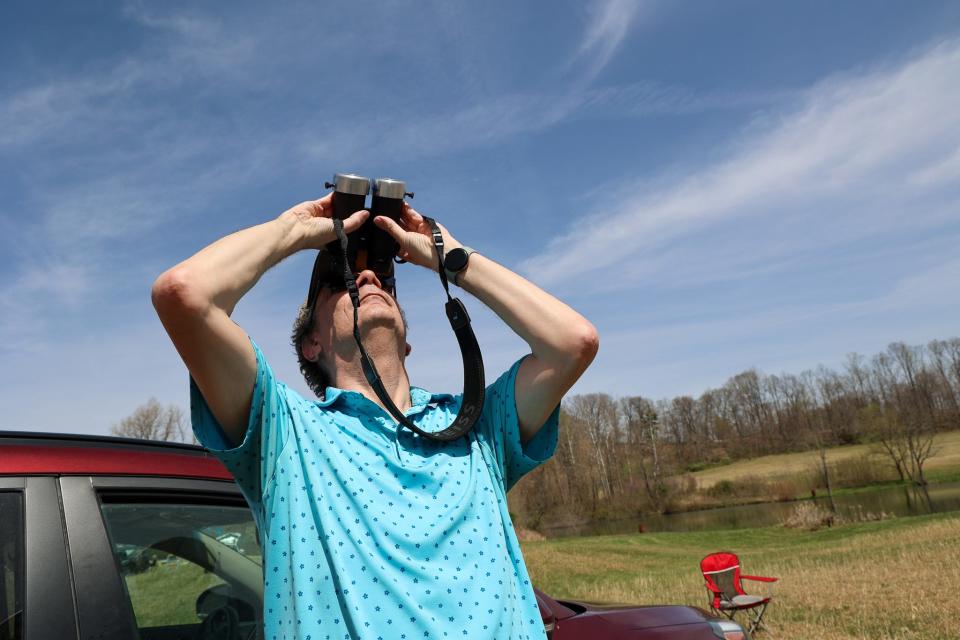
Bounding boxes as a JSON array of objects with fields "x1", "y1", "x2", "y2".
[{"x1": 302, "y1": 269, "x2": 409, "y2": 366}]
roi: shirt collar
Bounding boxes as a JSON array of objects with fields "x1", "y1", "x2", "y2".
[{"x1": 317, "y1": 385, "x2": 455, "y2": 414}]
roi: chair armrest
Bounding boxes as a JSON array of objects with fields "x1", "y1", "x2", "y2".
[{"x1": 742, "y1": 575, "x2": 778, "y2": 583}]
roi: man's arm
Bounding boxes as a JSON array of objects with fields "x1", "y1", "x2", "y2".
[
  {"x1": 151, "y1": 196, "x2": 368, "y2": 446},
  {"x1": 373, "y1": 208, "x2": 599, "y2": 444},
  {"x1": 455, "y1": 253, "x2": 598, "y2": 443}
]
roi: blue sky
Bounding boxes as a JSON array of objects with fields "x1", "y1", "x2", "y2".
[{"x1": 2, "y1": 0, "x2": 959, "y2": 436}]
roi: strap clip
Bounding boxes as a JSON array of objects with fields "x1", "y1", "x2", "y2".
[{"x1": 446, "y1": 298, "x2": 471, "y2": 330}]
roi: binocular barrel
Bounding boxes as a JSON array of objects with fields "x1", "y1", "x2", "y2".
[
  {"x1": 326, "y1": 173, "x2": 370, "y2": 220},
  {"x1": 369, "y1": 178, "x2": 407, "y2": 275}
]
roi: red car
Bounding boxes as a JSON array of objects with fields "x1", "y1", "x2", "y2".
[{"x1": 0, "y1": 432, "x2": 747, "y2": 639}]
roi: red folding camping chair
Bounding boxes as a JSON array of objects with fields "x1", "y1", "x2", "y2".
[{"x1": 700, "y1": 551, "x2": 778, "y2": 634}]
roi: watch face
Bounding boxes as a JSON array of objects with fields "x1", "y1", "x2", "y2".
[{"x1": 445, "y1": 248, "x2": 469, "y2": 272}]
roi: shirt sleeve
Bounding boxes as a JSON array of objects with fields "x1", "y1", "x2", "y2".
[
  {"x1": 473, "y1": 355, "x2": 560, "y2": 492},
  {"x1": 190, "y1": 338, "x2": 290, "y2": 510}
]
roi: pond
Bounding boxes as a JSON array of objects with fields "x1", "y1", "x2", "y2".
[{"x1": 539, "y1": 481, "x2": 960, "y2": 538}]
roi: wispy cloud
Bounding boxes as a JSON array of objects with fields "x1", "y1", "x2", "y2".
[
  {"x1": 521, "y1": 40, "x2": 960, "y2": 288},
  {"x1": 0, "y1": 7, "x2": 285, "y2": 357},
  {"x1": 569, "y1": 0, "x2": 647, "y2": 82},
  {"x1": 298, "y1": 79, "x2": 791, "y2": 166},
  {"x1": 0, "y1": 7, "x2": 258, "y2": 150},
  {"x1": 576, "y1": 248, "x2": 960, "y2": 400}
]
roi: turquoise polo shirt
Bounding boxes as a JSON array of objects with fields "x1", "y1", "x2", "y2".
[{"x1": 191, "y1": 339, "x2": 559, "y2": 640}]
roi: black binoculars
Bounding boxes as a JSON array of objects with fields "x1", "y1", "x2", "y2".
[{"x1": 323, "y1": 172, "x2": 414, "y2": 288}]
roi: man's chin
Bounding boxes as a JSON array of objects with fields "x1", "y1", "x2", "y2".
[{"x1": 357, "y1": 312, "x2": 404, "y2": 335}]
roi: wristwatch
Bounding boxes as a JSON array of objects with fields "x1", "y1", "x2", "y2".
[{"x1": 443, "y1": 246, "x2": 476, "y2": 286}]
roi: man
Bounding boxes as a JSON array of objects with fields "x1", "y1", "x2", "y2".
[{"x1": 152, "y1": 192, "x2": 598, "y2": 639}]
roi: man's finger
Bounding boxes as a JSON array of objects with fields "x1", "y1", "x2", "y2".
[
  {"x1": 374, "y1": 215, "x2": 405, "y2": 241},
  {"x1": 341, "y1": 209, "x2": 369, "y2": 233},
  {"x1": 310, "y1": 193, "x2": 335, "y2": 217},
  {"x1": 403, "y1": 203, "x2": 425, "y2": 224}
]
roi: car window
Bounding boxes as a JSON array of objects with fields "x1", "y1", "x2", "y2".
[
  {"x1": 99, "y1": 501, "x2": 263, "y2": 640},
  {"x1": 0, "y1": 493, "x2": 23, "y2": 640}
]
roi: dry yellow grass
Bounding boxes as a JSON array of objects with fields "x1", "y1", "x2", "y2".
[
  {"x1": 522, "y1": 513, "x2": 960, "y2": 639},
  {"x1": 691, "y1": 430, "x2": 960, "y2": 489}
]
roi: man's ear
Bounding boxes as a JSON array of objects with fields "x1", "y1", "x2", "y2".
[
  {"x1": 404, "y1": 343, "x2": 412, "y2": 357},
  {"x1": 301, "y1": 333, "x2": 322, "y2": 363}
]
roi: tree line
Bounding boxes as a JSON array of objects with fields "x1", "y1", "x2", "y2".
[
  {"x1": 510, "y1": 338, "x2": 960, "y2": 528},
  {"x1": 111, "y1": 337, "x2": 960, "y2": 526}
]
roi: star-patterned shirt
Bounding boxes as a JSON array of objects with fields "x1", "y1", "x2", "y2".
[{"x1": 191, "y1": 338, "x2": 559, "y2": 640}]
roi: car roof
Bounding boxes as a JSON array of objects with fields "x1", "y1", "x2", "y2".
[{"x1": 0, "y1": 430, "x2": 232, "y2": 480}]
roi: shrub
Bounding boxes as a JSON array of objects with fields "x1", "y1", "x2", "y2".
[
  {"x1": 782, "y1": 502, "x2": 842, "y2": 531},
  {"x1": 770, "y1": 479, "x2": 799, "y2": 502},
  {"x1": 703, "y1": 475, "x2": 797, "y2": 501},
  {"x1": 707, "y1": 479, "x2": 735, "y2": 497},
  {"x1": 846, "y1": 505, "x2": 894, "y2": 524},
  {"x1": 806, "y1": 454, "x2": 899, "y2": 493},
  {"x1": 830, "y1": 454, "x2": 895, "y2": 487}
]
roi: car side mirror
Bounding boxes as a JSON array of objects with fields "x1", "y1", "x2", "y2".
[{"x1": 196, "y1": 584, "x2": 256, "y2": 623}]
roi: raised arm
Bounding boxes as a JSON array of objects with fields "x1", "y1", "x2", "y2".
[
  {"x1": 152, "y1": 195, "x2": 368, "y2": 446},
  {"x1": 374, "y1": 205, "x2": 599, "y2": 443}
]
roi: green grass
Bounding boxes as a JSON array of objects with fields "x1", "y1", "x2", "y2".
[
  {"x1": 123, "y1": 561, "x2": 225, "y2": 626},
  {"x1": 522, "y1": 511, "x2": 960, "y2": 639},
  {"x1": 106, "y1": 513, "x2": 960, "y2": 638}
]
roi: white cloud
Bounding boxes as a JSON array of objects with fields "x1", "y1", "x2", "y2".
[
  {"x1": 907, "y1": 145, "x2": 960, "y2": 187},
  {"x1": 571, "y1": 0, "x2": 646, "y2": 82},
  {"x1": 298, "y1": 79, "x2": 790, "y2": 167},
  {"x1": 0, "y1": 7, "x2": 293, "y2": 326},
  {"x1": 521, "y1": 40, "x2": 960, "y2": 287},
  {"x1": 573, "y1": 250, "x2": 960, "y2": 400}
]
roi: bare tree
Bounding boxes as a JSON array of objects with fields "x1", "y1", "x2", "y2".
[
  {"x1": 859, "y1": 403, "x2": 908, "y2": 481},
  {"x1": 621, "y1": 396, "x2": 667, "y2": 512},
  {"x1": 927, "y1": 339, "x2": 960, "y2": 425},
  {"x1": 565, "y1": 394, "x2": 621, "y2": 509},
  {"x1": 887, "y1": 343, "x2": 939, "y2": 486},
  {"x1": 112, "y1": 398, "x2": 191, "y2": 443},
  {"x1": 797, "y1": 371, "x2": 838, "y2": 512}
]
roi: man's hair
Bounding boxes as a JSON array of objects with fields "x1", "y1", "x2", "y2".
[
  {"x1": 292, "y1": 302, "x2": 331, "y2": 398},
  {"x1": 291, "y1": 297, "x2": 409, "y2": 399}
]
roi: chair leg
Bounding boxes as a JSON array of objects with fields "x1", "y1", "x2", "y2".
[
  {"x1": 710, "y1": 605, "x2": 734, "y2": 621},
  {"x1": 747, "y1": 602, "x2": 769, "y2": 634}
]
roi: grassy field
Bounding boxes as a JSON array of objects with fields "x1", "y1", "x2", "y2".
[
  {"x1": 691, "y1": 430, "x2": 960, "y2": 489},
  {"x1": 124, "y1": 561, "x2": 224, "y2": 625},
  {"x1": 521, "y1": 511, "x2": 960, "y2": 639}
]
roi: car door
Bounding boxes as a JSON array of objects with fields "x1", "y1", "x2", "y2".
[
  {"x1": 0, "y1": 476, "x2": 77, "y2": 640},
  {"x1": 59, "y1": 476, "x2": 263, "y2": 640}
]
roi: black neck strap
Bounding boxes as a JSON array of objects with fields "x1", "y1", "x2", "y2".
[{"x1": 332, "y1": 218, "x2": 485, "y2": 442}]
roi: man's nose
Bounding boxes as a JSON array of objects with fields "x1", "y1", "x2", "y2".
[{"x1": 354, "y1": 270, "x2": 384, "y2": 290}]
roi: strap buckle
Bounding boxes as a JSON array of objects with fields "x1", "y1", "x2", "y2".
[{"x1": 446, "y1": 298, "x2": 471, "y2": 331}]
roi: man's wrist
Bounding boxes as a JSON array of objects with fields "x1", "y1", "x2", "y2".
[
  {"x1": 275, "y1": 212, "x2": 312, "y2": 256},
  {"x1": 444, "y1": 246, "x2": 476, "y2": 286}
]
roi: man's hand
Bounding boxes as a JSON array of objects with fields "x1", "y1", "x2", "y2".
[
  {"x1": 373, "y1": 203, "x2": 462, "y2": 270},
  {"x1": 281, "y1": 193, "x2": 370, "y2": 250}
]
